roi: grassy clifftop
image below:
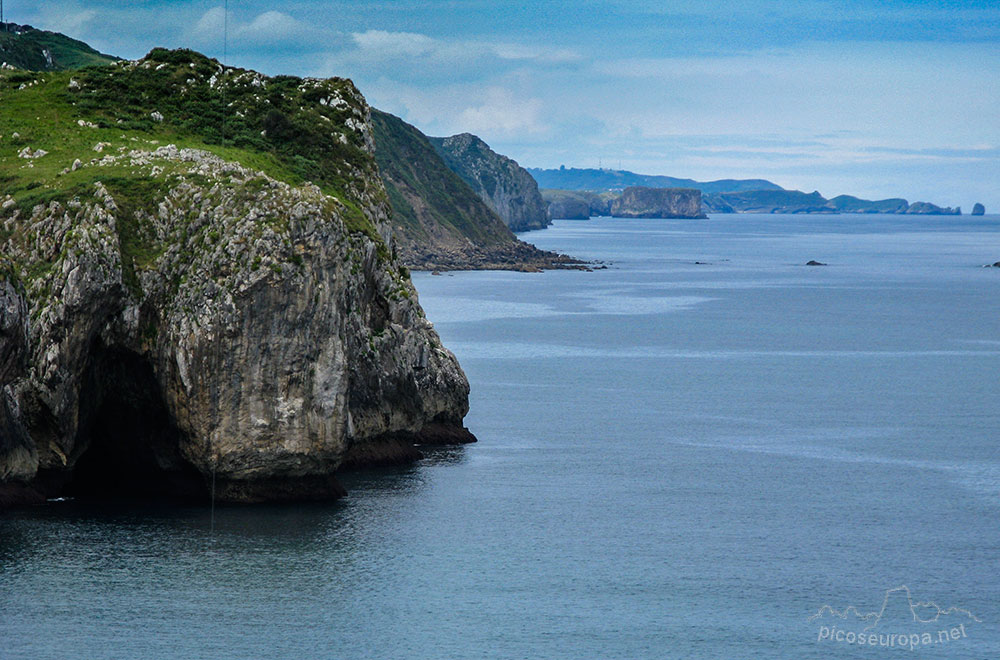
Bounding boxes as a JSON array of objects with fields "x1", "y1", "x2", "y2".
[{"x1": 0, "y1": 48, "x2": 385, "y2": 239}]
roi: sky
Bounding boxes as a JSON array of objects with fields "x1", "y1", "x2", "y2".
[{"x1": 6, "y1": 0, "x2": 1000, "y2": 208}]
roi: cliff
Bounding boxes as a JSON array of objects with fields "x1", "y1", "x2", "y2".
[
  {"x1": 371, "y1": 111, "x2": 577, "y2": 271},
  {"x1": 541, "y1": 189, "x2": 615, "y2": 219},
  {"x1": 610, "y1": 187, "x2": 705, "y2": 219},
  {"x1": 0, "y1": 49, "x2": 475, "y2": 507},
  {"x1": 430, "y1": 133, "x2": 550, "y2": 232}
]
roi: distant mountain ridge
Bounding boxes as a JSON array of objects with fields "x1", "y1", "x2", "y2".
[
  {"x1": 528, "y1": 166, "x2": 783, "y2": 194},
  {"x1": 703, "y1": 190, "x2": 960, "y2": 215},
  {"x1": 534, "y1": 167, "x2": 963, "y2": 217},
  {"x1": 0, "y1": 22, "x2": 117, "y2": 70}
]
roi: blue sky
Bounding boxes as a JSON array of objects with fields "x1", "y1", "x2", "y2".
[{"x1": 8, "y1": 0, "x2": 1000, "y2": 208}]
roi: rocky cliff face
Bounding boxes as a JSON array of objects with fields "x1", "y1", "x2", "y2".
[
  {"x1": 0, "y1": 51, "x2": 474, "y2": 506},
  {"x1": 611, "y1": 187, "x2": 705, "y2": 219},
  {"x1": 371, "y1": 111, "x2": 577, "y2": 271},
  {"x1": 541, "y1": 190, "x2": 616, "y2": 219},
  {"x1": 430, "y1": 133, "x2": 550, "y2": 232}
]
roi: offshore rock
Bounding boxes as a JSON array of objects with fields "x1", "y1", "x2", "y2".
[
  {"x1": 972, "y1": 203, "x2": 985, "y2": 216},
  {"x1": 611, "y1": 186, "x2": 706, "y2": 219},
  {"x1": 0, "y1": 146, "x2": 475, "y2": 506}
]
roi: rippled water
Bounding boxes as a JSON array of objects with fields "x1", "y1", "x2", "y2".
[{"x1": 2, "y1": 214, "x2": 999, "y2": 659}]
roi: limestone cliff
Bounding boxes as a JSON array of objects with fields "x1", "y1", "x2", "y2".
[
  {"x1": 0, "y1": 50, "x2": 474, "y2": 506},
  {"x1": 371, "y1": 110, "x2": 577, "y2": 271},
  {"x1": 541, "y1": 190, "x2": 615, "y2": 219},
  {"x1": 611, "y1": 187, "x2": 705, "y2": 219},
  {"x1": 430, "y1": 133, "x2": 550, "y2": 232}
]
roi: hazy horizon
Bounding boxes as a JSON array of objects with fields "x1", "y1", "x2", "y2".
[{"x1": 7, "y1": 0, "x2": 998, "y2": 209}]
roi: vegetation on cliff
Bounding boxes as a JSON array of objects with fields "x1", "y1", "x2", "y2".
[{"x1": 0, "y1": 49, "x2": 475, "y2": 507}]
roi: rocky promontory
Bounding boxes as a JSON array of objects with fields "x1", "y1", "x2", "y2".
[
  {"x1": 610, "y1": 186, "x2": 706, "y2": 219},
  {"x1": 371, "y1": 110, "x2": 578, "y2": 271},
  {"x1": 0, "y1": 50, "x2": 475, "y2": 507},
  {"x1": 430, "y1": 133, "x2": 550, "y2": 232}
]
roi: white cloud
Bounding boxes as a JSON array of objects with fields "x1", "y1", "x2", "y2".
[
  {"x1": 35, "y1": 4, "x2": 96, "y2": 37},
  {"x1": 456, "y1": 88, "x2": 547, "y2": 138},
  {"x1": 352, "y1": 30, "x2": 439, "y2": 58},
  {"x1": 190, "y1": 8, "x2": 318, "y2": 50}
]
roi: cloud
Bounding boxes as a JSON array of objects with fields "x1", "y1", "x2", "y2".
[
  {"x1": 190, "y1": 7, "x2": 324, "y2": 52},
  {"x1": 352, "y1": 30, "x2": 438, "y2": 58},
  {"x1": 455, "y1": 88, "x2": 547, "y2": 138},
  {"x1": 32, "y1": 2, "x2": 97, "y2": 38}
]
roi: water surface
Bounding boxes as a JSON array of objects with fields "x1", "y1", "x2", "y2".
[{"x1": 2, "y1": 214, "x2": 998, "y2": 658}]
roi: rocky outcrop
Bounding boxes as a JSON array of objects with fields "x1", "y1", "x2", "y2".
[
  {"x1": 0, "y1": 147, "x2": 474, "y2": 506},
  {"x1": 371, "y1": 110, "x2": 578, "y2": 271},
  {"x1": 610, "y1": 187, "x2": 705, "y2": 219},
  {"x1": 547, "y1": 196, "x2": 590, "y2": 220},
  {"x1": 971, "y1": 203, "x2": 985, "y2": 216},
  {"x1": 0, "y1": 51, "x2": 475, "y2": 507},
  {"x1": 430, "y1": 133, "x2": 550, "y2": 232}
]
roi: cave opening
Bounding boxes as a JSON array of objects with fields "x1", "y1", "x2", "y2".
[{"x1": 64, "y1": 340, "x2": 206, "y2": 501}]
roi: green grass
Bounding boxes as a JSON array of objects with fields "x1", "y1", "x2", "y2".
[{"x1": 0, "y1": 51, "x2": 384, "y2": 243}]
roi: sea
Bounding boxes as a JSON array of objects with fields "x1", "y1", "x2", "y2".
[{"x1": 2, "y1": 213, "x2": 999, "y2": 659}]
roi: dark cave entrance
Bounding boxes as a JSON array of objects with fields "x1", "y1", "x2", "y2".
[{"x1": 64, "y1": 340, "x2": 206, "y2": 500}]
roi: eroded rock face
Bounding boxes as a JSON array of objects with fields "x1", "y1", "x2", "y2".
[
  {"x1": 611, "y1": 187, "x2": 706, "y2": 219},
  {"x1": 0, "y1": 146, "x2": 474, "y2": 505},
  {"x1": 430, "y1": 133, "x2": 550, "y2": 232}
]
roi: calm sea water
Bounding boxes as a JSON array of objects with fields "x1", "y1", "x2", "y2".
[{"x1": 2, "y1": 214, "x2": 999, "y2": 659}]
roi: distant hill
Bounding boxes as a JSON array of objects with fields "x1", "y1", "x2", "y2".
[
  {"x1": 704, "y1": 190, "x2": 960, "y2": 215},
  {"x1": 527, "y1": 166, "x2": 783, "y2": 194},
  {"x1": 0, "y1": 23, "x2": 117, "y2": 70}
]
